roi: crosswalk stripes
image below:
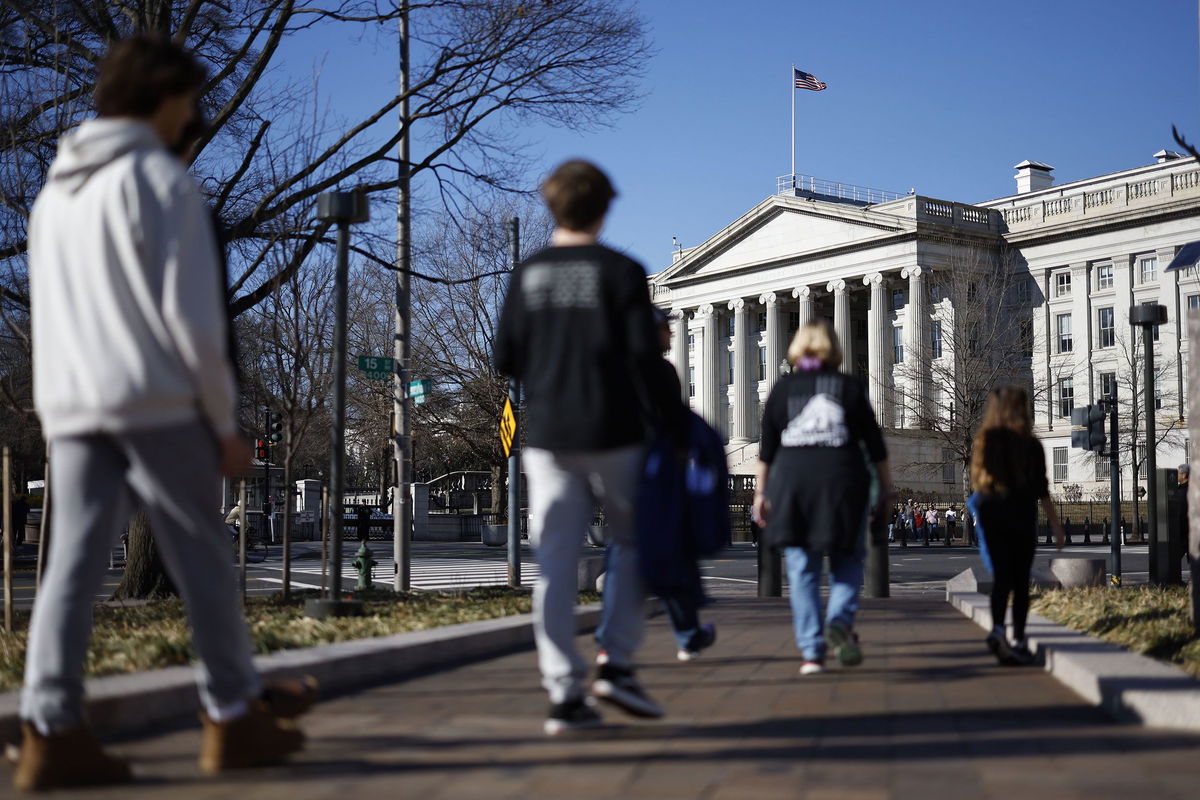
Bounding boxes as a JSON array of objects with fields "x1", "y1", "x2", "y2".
[{"x1": 285, "y1": 558, "x2": 542, "y2": 590}]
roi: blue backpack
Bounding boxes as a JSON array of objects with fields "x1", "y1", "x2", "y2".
[{"x1": 636, "y1": 411, "x2": 731, "y2": 593}]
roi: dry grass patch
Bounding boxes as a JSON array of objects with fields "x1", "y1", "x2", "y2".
[
  {"x1": 0, "y1": 588, "x2": 600, "y2": 692},
  {"x1": 1031, "y1": 586, "x2": 1200, "y2": 678}
]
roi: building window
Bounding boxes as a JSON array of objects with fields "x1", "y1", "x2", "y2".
[
  {"x1": 1097, "y1": 307, "x2": 1115, "y2": 348},
  {"x1": 787, "y1": 311, "x2": 800, "y2": 335},
  {"x1": 1018, "y1": 320, "x2": 1033, "y2": 357},
  {"x1": 930, "y1": 321, "x2": 943, "y2": 359},
  {"x1": 687, "y1": 333, "x2": 695, "y2": 349},
  {"x1": 1058, "y1": 377, "x2": 1074, "y2": 418},
  {"x1": 756, "y1": 311, "x2": 767, "y2": 333},
  {"x1": 725, "y1": 404, "x2": 734, "y2": 440},
  {"x1": 1057, "y1": 313, "x2": 1073, "y2": 353},
  {"x1": 968, "y1": 322, "x2": 979, "y2": 356},
  {"x1": 1141, "y1": 301, "x2": 1162, "y2": 342},
  {"x1": 931, "y1": 284, "x2": 944, "y2": 303},
  {"x1": 688, "y1": 367, "x2": 695, "y2": 398},
  {"x1": 893, "y1": 326, "x2": 904, "y2": 363},
  {"x1": 891, "y1": 289, "x2": 907, "y2": 311},
  {"x1": 1099, "y1": 371, "x2": 1116, "y2": 400},
  {"x1": 1055, "y1": 271, "x2": 1072, "y2": 297},
  {"x1": 1014, "y1": 278, "x2": 1032, "y2": 304},
  {"x1": 1096, "y1": 263, "x2": 1113, "y2": 290},
  {"x1": 1096, "y1": 458, "x2": 1111, "y2": 481},
  {"x1": 1188, "y1": 294, "x2": 1200, "y2": 312},
  {"x1": 942, "y1": 448, "x2": 955, "y2": 484},
  {"x1": 1155, "y1": 375, "x2": 1163, "y2": 410},
  {"x1": 725, "y1": 316, "x2": 735, "y2": 339},
  {"x1": 1137, "y1": 444, "x2": 1146, "y2": 479},
  {"x1": 726, "y1": 350, "x2": 735, "y2": 385},
  {"x1": 750, "y1": 398, "x2": 760, "y2": 439},
  {"x1": 1139, "y1": 255, "x2": 1158, "y2": 284},
  {"x1": 1053, "y1": 447, "x2": 1068, "y2": 483},
  {"x1": 757, "y1": 346, "x2": 767, "y2": 381},
  {"x1": 967, "y1": 282, "x2": 978, "y2": 302}
]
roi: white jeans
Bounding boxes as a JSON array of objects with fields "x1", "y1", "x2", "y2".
[{"x1": 523, "y1": 445, "x2": 644, "y2": 703}]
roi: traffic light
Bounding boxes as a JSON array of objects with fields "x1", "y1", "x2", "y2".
[
  {"x1": 1070, "y1": 404, "x2": 1106, "y2": 452},
  {"x1": 254, "y1": 438, "x2": 268, "y2": 460},
  {"x1": 268, "y1": 411, "x2": 283, "y2": 444}
]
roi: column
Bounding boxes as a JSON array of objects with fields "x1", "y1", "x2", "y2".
[
  {"x1": 793, "y1": 285, "x2": 814, "y2": 329},
  {"x1": 760, "y1": 291, "x2": 782, "y2": 396},
  {"x1": 864, "y1": 272, "x2": 892, "y2": 427},
  {"x1": 696, "y1": 304, "x2": 719, "y2": 428},
  {"x1": 729, "y1": 298, "x2": 750, "y2": 443},
  {"x1": 671, "y1": 308, "x2": 688, "y2": 402},
  {"x1": 901, "y1": 265, "x2": 930, "y2": 425},
  {"x1": 827, "y1": 278, "x2": 852, "y2": 375}
]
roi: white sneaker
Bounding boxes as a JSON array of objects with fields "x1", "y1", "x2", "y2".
[{"x1": 799, "y1": 660, "x2": 825, "y2": 675}]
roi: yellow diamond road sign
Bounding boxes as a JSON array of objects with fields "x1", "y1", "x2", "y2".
[{"x1": 500, "y1": 397, "x2": 517, "y2": 458}]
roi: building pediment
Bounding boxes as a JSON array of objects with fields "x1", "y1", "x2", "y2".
[{"x1": 654, "y1": 195, "x2": 912, "y2": 286}]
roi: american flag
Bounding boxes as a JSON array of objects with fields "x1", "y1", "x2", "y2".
[{"x1": 793, "y1": 68, "x2": 827, "y2": 91}]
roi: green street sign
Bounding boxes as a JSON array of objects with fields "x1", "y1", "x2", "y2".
[
  {"x1": 408, "y1": 379, "x2": 432, "y2": 406},
  {"x1": 357, "y1": 355, "x2": 394, "y2": 382}
]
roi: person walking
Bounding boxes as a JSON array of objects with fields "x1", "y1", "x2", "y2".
[
  {"x1": 926, "y1": 506, "x2": 940, "y2": 543},
  {"x1": 19, "y1": 35, "x2": 314, "y2": 791},
  {"x1": 494, "y1": 160, "x2": 667, "y2": 735},
  {"x1": 968, "y1": 386, "x2": 1064, "y2": 666},
  {"x1": 752, "y1": 320, "x2": 895, "y2": 675},
  {"x1": 945, "y1": 506, "x2": 958, "y2": 543}
]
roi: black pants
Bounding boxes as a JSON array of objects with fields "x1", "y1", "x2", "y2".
[{"x1": 988, "y1": 530, "x2": 1036, "y2": 640}]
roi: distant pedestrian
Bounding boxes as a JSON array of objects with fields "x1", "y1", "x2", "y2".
[
  {"x1": 18, "y1": 34, "x2": 314, "y2": 792},
  {"x1": 494, "y1": 159, "x2": 667, "y2": 735},
  {"x1": 356, "y1": 504, "x2": 373, "y2": 543},
  {"x1": 968, "y1": 386, "x2": 1064, "y2": 667},
  {"x1": 912, "y1": 503, "x2": 925, "y2": 542},
  {"x1": 926, "y1": 507, "x2": 939, "y2": 542},
  {"x1": 8, "y1": 494, "x2": 30, "y2": 547},
  {"x1": 945, "y1": 507, "x2": 958, "y2": 542},
  {"x1": 753, "y1": 320, "x2": 895, "y2": 675}
]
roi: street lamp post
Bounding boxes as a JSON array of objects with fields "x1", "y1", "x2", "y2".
[
  {"x1": 306, "y1": 190, "x2": 368, "y2": 619},
  {"x1": 1129, "y1": 302, "x2": 1168, "y2": 585}
]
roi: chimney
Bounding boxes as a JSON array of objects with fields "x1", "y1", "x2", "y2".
[
  {"x1": 1013, "y1": 160, "x2": 1054, "y2": 194},
  {"x1": 1153, "y1": 149, "x2": 1184, "y2": 163}
]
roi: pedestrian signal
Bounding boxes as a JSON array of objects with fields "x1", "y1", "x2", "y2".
[
  {"x1": 1069, "y1": 405, "x2": 1106, "y2": 452},
  {"x1": 269, "y1": 411, "x2": 283, "y2": 443},
  {"x1": 255, "y1": 438, "x2": 268, "y2": 460}
]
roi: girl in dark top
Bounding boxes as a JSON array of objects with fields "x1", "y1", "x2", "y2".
[
  {"x1": 752, "y1": 320, "x2": 895, "y2": 675},
  {"x1": 969, "y1": 386, "x2": 1064, "y2": 665}
]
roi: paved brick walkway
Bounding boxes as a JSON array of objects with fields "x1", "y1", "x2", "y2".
[{"x1": 37, "y1": 596, "x2": 1200, "y2": 800}]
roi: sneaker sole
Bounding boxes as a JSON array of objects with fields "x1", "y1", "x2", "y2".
[
  {"x1": 591, "y1": 680, "x2": 664, "y2": 718},
  {"x1": 827, "y1": 624, "x2": 862, "y2": 667},
  {"x1": 676, "y1": 649, "x2": 698, "y2": 662},
  {"x1": 544, "y1": 717, "x2": 603, "y2": 736},
  {"x1": 799, "y1": 663, "x2": 825, "y2": 675}
]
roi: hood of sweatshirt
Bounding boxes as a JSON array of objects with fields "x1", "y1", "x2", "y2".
[{"x1": 47, "y1": 118, "x2": 163, "y2": 194}]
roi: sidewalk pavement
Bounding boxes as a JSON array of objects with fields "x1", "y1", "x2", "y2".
[{"x1": 37, "y1": 595, "x2": 1199, "y2": 800}]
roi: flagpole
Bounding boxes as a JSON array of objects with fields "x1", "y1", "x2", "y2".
[{"x1": 790, "y1": 63, "x2": 795, "y2": 188}]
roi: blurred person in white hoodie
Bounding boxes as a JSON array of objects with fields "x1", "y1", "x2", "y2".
[{"x1": 16, "y1": 35, "x2": 313, "y2": 793}]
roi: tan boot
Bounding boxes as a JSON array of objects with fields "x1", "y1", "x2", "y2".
[
  {"x1": 198, "y1": 705, "x2": 305, "y2": 775},
  {"x1": 13, "y1": 722, "x2": 132, "y2": 792},
  {"x1": 258, "y1": 675, "x2": 319, "y2": 719}
]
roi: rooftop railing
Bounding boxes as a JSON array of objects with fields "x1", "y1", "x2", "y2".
[{"x1": 776, "y1": 173, "x2": 906, "y2": 205}]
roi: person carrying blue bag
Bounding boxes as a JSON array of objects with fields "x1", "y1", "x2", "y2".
[{"x1": 968, "y1": 386, "x2": 1064, "y2": 666}]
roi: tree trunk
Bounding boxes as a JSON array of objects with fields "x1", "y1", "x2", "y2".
[{"x1": 111, "y1": 510, "x2": 177, "y2": 600}]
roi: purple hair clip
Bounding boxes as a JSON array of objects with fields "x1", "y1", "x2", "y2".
[{"x1": 796, "y1": 355, "x2": 824, "y2": 372}]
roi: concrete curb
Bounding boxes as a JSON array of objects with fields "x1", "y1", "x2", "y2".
[
  {"x1": 945, "y1": 575, "x2": 1200, "y2": 731},
  {"x1": 0, "y1": 603, "x2": 602, "y2": 744}
]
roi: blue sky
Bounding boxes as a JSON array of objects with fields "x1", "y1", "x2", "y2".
[{"x1": 282, "y1": 0, "x2": 1200, "y2": 273}]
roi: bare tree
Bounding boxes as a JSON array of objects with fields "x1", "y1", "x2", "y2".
[{"x1": 892, "y1": 244, "x2": 1039, "y2": 497}]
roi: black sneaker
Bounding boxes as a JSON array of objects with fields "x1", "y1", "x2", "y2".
[
  {"x1": 986, "y1": 631, "x2": 1018, "y2": 665},
  {"x1": 677, "y1": 623, "x2": 717, "y2": 662},
  {"x1": 591, "y1": 664, "x2": 664, "y2": 718},
  {"x1": 1009, "y1": 640, "x2": 1036, "y2": 666},
  {"x1": 826, "y1": 620, "x2": 862, "y2": 667},
  {"x1": 543, "y1": 696, "x2": 602, "y2": 736}
]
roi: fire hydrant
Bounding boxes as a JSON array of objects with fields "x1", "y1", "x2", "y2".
[{"x1": 353, "y1": 542, "x2": 377, "y2": 591}]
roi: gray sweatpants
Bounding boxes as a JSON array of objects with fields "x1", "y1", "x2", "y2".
[
  {"x1": 523, "y1": 445, "x2": 645, "y2": 703},
  {"x1": 21, "y1": 423, "x2": 261, "y2": 730}
]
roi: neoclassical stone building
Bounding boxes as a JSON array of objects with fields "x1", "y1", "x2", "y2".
[{"x1": 650, "y1": 153, "x2": 1200, "y2": 497}]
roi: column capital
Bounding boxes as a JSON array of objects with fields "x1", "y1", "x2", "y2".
[
  {"x1": 863, "y1": 272, "x2": 886, "y2": 287},
  {"x1": 758, "y1": 291, "x2": 779, "y2": 306},
  {"x1": 696, "y1": 303, "x2": 715, "y2": 318},
  {"x1": 671, "y1": 307, "x2": 688, "y2": 320},
  {"x1": 728, "y1": 298, "x2": 746, "y2": 312},
  {"x1": 792, "y1": 286, "x2": 812, "y2": 301},
  {"x1": 826, "y1": 278, "x2": 848, "y2": 294},
  {"x1": 901, "y1": 265, "x2": 925, "y2": 280}
]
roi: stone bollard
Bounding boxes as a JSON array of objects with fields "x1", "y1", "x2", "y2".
[{"x1": 1050, "y1": 557, "x2": 1106, "y2": 588}]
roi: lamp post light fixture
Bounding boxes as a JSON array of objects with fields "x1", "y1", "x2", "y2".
[
  {"x1": 1129, "y1": 302, "x2": 1168, "y2": 585},
  {"x1": 778, "y1": 358, "x2": 791, "y2": 377}
]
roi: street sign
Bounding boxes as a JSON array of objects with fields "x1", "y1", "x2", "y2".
[
  {"x1": 408, "y1": 379, "x2": 431, "y2": 406},
  {"x1": 357, "y1": 355, "x2": 394, "y2": 382},
  {"x1": 499, "y1": 397, "x2": 516, "y2": 458}
]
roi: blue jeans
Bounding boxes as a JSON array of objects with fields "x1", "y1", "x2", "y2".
[{"x1": 785, "y1": 544, "x2": 865, "y2": 662}]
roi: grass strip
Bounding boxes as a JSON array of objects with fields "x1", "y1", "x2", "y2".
[
  {"x1": 1031, "y1": 586, "x2": 1200, "y2": 679},
  {"x1": 0, "y1": 588, "x2": 600, "y2": 692}
]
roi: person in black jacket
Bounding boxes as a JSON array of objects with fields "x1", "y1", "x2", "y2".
[
  {"x1": 752, "y1": 320, "x2": 895, "y2": 675},
  {"x1": 494, "y1": 160, "x2": 666, "y2": 735}
]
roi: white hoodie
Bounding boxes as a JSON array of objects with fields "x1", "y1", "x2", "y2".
[{"x1": 29, "y1": 118, "x2": 237, "y2": 440}]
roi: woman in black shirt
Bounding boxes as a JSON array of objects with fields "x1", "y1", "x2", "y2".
[
  {"x1": 752, "y1": 320, "x2": 895, "y2": 675},
  {"x1": 969, "y1": 386, "x2": 1064, "y2": 665}
]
